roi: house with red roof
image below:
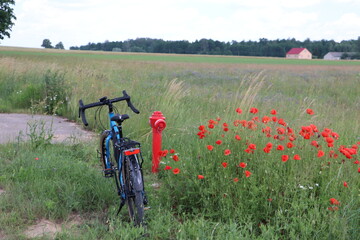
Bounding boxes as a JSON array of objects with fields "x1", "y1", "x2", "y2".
[{"x1": 286, "y1": 48, "x2": 312, "y2": 59}]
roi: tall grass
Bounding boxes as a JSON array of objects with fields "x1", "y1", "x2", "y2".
[{"x1": 0, "y1": 48, "x2": 359, "y2": 239}]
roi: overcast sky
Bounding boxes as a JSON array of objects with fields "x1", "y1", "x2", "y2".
[{"x1": 1, "y1": 0, "x2": 360, "y2": 49}]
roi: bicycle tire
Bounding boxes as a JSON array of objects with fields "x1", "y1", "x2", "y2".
[
  {"x1": 100, "y1": 130, "x2": 113, "y2": 170},
  {"x1": 123, "y1": 155, "x2": 145, "y2": 226}
]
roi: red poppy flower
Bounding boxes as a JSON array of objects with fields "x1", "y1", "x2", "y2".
[
  {"x1": 207, "y1": 145, "x2": 214, "y2": 151},
  {"x1": 35, "y1": 157, "x2": 39, "y2": 160},
  {"x1": 311, "y1": 140, "x2": 319, "y2": 148},
  {"x1": 172, "y1": 168, "x2": 180, "y2": 174},
  {"x1": 198, "y1": 125, "x2": 205, "y2": 131},
  {"x1": 216, "y1": 140, "x2": 222, "y2": 145},
  {"x1": 221, "y1": 162, "x2": 228, "y2": 168},
  {"x1": 263, "y1": 147, "x2": 271, "y2": 153},
  {"x1": 262, "y1": 116, "x2": 270, "y2": 123},
  {"x1": 354, "y1": 160, "x2": 360, "y2": 164},
  {"x1": 317, "y1": 150, "x2": 325, "y2": 158},
  {"x1": 224, "y1": 149, "x2": 231, "y2": 156},
  {"x1": 343, "y1": 181, "x2": 348, "y2": 187},
  {"x1": 293, "y1": 154, "x2": 301, "y2": 160},
  {"x1": 236, "y1": 108, "x2": 242, "y2": 114},
  {"x1": 235, "y1": 135, "x2": 241, "y2": 141},
  {"x1": 233, "y1": 178, "x2": 239, "y2": 182},
  {"x1": 164, "y1": 166, "x2": 172, "y2": 170},
  {"x1": 329, "y1": 198, "x2": 340, "y2": 205},
  {"x1": 306, "y1": 108, "x2": 315, "y2": 115},
  {"x1": 326, "y1": 137, "x2": 334, "y2": 144},
  {"x1": 278, "y1": 118, "x2": 287, "y2": 126},
  {"x1": 250, "y1": 107, "x2": 258, "y2": 114},
  {"x1": 286, "y1": 142, "x2": 294, "y2": 148},
  {"x1": 170, "y1": 149, "x2": 175, "y2": 154},
  {"x1": 208, "y1": 124, "x2": 214, "y2": 129},
  {"x1": 248, "y1": 143, "x2": 256, "y2": 150},
  {"x1": 277, "y1": 145, "x2": 285, "y2": 151},
  {"x1": 272, "y1": 116, "x2": 277, "y2": 122},
  {"x1": 244, "y1": 170, "x2": 252, "y2": 177},
  {"x1": 270, "y1": 109, "x2": 277, "y2": 115},
  {"x1": 277, "y1": 128, "x2": 285, "y2": 135},
  {"x1": 358, "y1": 167, "x2": 360, "y2": 173},
  {"x1": 239, "y1": 162, "x2": 247, "y2": 168},
  {"x1": 223, "y1": 127, "x2": 229, "y2": 132},
  {"x1": 172, "y1": 155, "x2": 179, "y2": 161},
  {"x1": 197, "y1": 175, "x2": 204, "y2": 179},
  {"x1": 281, "y1": 155, "x2": 289, "y2": 162}
]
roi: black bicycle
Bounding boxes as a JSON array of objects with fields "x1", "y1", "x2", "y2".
[{"x1": 78, "y1": 90, "x2": 147, "y2": 226}]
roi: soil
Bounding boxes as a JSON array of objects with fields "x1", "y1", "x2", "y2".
[{"x1": 0, "y1": 113, "x2": 95, "y2": 144}]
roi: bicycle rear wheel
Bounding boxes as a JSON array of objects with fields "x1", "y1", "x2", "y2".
[{"x1": 123, "y1": 155, "x2": 145, "y2": 226}]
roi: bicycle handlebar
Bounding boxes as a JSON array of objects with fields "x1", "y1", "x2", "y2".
[{"x1": 78, "y1": 90, "x2": 140, "y2": 126}]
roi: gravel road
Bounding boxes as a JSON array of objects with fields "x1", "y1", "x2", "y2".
[{"x1": 0, "y1": 113, "x2": 95, "y2": 144}]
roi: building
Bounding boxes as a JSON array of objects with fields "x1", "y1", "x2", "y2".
[
  {"x1": 323, "y1": 52, "x2": 356, "y2": 60},
  {"x1": 286, "y1": 48, "x2": 312, "y2": 59}
]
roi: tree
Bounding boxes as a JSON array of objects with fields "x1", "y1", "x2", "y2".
[
  {"x1": 0, "y1": 0, "x2": 16, "y2": 40},
  {"x1": 41, "y1": 39, "x2": 53, "y2": 48},
  {"x1": 54, "y1": 41, "x2": 64, "y2": 49}
]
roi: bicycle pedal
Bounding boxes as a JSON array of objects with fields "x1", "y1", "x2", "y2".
[{"x1": 103, "y1": 169, "x2": 114, "y2": 178}]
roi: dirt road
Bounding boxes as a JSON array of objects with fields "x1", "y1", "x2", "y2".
[{"x1": 0, "y1": 113, "x2": 95, "y2": 144}]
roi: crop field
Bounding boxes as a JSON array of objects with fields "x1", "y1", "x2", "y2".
[{"x1": 0, "y1": 47, "x2": 359, "y2": 239}]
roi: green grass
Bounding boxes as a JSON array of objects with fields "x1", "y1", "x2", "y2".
[{"x1": 0, "y1": 47, "x2": 359, "y2": 239}]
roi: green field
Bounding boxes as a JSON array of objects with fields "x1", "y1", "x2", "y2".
[{"x1": 0, "y1": 47, "x2": 359, "y2": 239}]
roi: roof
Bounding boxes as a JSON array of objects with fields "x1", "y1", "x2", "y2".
[
  {"x1": 287, "y1": 48, "x2": 307, "y2": 54},
  {"x1": 325, "y1": 52, "x2": 356, "y2": 57}
]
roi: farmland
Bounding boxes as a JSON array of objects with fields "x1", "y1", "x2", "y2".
[{"x1": 0, "y1": 47, "x2": 359, "y2": 239}]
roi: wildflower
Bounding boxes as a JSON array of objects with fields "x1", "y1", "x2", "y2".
[
  {"x1": 250, "y1": 107, "x2": 258, "y2": 114},
  {"x1": 306, "y1": 108, "x2": 314, "y2": 115},
  {"x1": 287, "y1": 142, "x2": 294, "y2": 148},
  {"x1": 173, "y1": 168, "x2": 180, "y2": 174},
  {"x1": 277, "y1": 127, "x2": 286, "y2": 135},
  {"x1": 224, "y1": 149, "x2": 231, "y2": 156},
  {"x1": 293, "y1": 154, "x2": 301, "y2": 160},
  {"x1": 160, "y1": 150, "x2": 169, "y2": 157},
  {"x1": 266, "y1": 142, "x2": 273, "y2": 148},
  {"x1": 233, "y1": 178, "x2": 239, "y2": 182},
  {"x1": 248, "y1": 143, "x2": 256, "y2": 150},
  {"x1": 239, "y1": 162, "x2": 247, "y2": 168},
  {"x1": 262, "y1": 116, "x2": 270, "y2": 123},
  {"x1": 311, "y1": 140, "x2": 319, "y2": 148},
  {"x1": 235, "y1": 135, "x2": 241, "y2": 141},
  {"x1": 223, "y1": 127, "x2": 229, "y2": 132},
  {"x1": 216, "y1": 140, "x2": 222, "y2": 145},
  {"x1": 35, "y1": 157, "x2": 39, "y2": 160},
  {"x1": 329, "y1": 198, "x2": 340, "y2": 205},
  {"x1": 354, "y1": 160, "x2": 360, "y2": 164},
  {"x1": 197, "y1": 175, "x2": 204, "y2": 179},
  {"x1": 222, "y1": 162, "x2": 228, "y2": 168},
  {"x1": 277, "y1": 145, "x2": 285, "y2": 151},
  {"x1": 245, "y1": 170, "x2": 252, "y2": 178},
  {"x1": 164, "y1": 166, "x2": 172, "y2": 170},
  {"x1": 236, "y1": 108, "x2": 242, "y2": 114},
  {"x1": 208, "y1": 124, "x2": 214, "y2": 129},
  {"x1": 207, "y1": 145, "x2": 214, "y2": 151},
  {"x1": 172, "y1": 155, "x2": 179, "y2": 161},
  {"x1": 281, "y1": 155, "x2": 289, "y2": 162},
  {"x1": 343, "y1": 181, "x2": 348, "y2": 187},
  {"x1": 272, "y1": 116, "x2": 277, "y2": 122},
  {"x1": 270, "y1": 109, "x2": 277, "y2": 115},
  {"x1": 358, "y1": 167, "x2": 360, "y2": 173},
  {"x1": 170, "y1": 149, "x2": 175, "y2": 154},
  {"x1": 263, "y1": 147, "x2": 271, "y2": 153},
  {"x1": 278, "y1": 118, "x2": 287, "y2": 126},
  {"x1": 317, "y1": 150, "x2": 325, "y2": 158},
  {"x1": 198, "y1": 125, "x2": 205, "y2": 131}
]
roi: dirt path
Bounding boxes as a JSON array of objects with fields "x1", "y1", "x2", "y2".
[{"x1": 0, "y1": 113, "x2": 95, "y2": 144}]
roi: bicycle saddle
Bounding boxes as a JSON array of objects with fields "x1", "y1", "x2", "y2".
[{"x1": 111, "y1": 114, "x2": 130, "y2": 123}]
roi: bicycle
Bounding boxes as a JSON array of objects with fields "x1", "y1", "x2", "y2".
[{"x1": 78, "y1": 90, "x2": 147, "y2": 226}]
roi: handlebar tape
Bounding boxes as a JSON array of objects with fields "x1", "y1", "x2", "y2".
[{"x1": 78, "y1": 99, "x2": 89, "y2": 126}]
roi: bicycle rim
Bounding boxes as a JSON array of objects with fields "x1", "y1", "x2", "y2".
[{"x1": 124, "y1": 155, "x2": 145, "y2": 226}]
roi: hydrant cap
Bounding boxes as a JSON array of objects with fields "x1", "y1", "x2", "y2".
[{"x1": 154, "y1": 119, "x2": 166, "y2": 131}]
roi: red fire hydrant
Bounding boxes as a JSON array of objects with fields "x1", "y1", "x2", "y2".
[{"x1": 149, "y1": 111, "x2": 167, "y2": 173}]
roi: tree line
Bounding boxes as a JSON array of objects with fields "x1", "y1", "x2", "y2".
[{"x1": 70, "y1": 37, "x2": 360, "y2": 59}]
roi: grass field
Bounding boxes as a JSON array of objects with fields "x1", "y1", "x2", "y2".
[{"x1": 0, "y1": 47, "x2": 359, "y2": 239}]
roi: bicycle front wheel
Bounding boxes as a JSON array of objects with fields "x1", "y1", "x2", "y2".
[{"x1": 123, "y1": 155, "x2": 145, "y2": 226}]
